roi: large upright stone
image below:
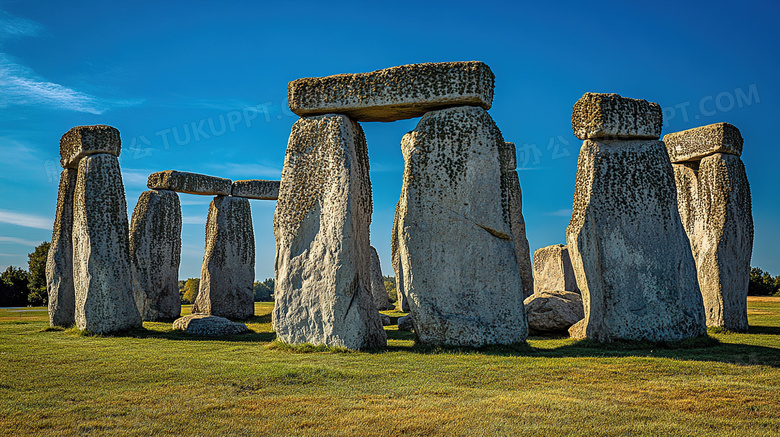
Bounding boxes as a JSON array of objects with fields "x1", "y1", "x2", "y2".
[
  {"x1": 533, "y1": 244, "x2": 579, "y2": 294},
  {"x1": 46, "y1": 168, "x2": 77, "y2": 327},
  {"x1": 369, "y1": 246, "x2": 392, "y2": 311},
  {"x1": 287, "y1": 62, "x2": 494, "y2": 122},
  {"x1": 193, "y1": 196, "x2": 255, "y2": 320},
  {"x1": 59, "y1": 125, "x2": 121, "y2": 168},
  {"x1": 147, "y1": 170, "x2": 232, "y2": 196},
  {"x1": 273, "y1": 114, "x2": 386, "y2": 350},
  {"x1": 72, "y1": 154, "x2": 142, "y2": 333},
  {"x1": 566, "y1": 139, "x2": 706, "y2": 342},
  {"x1": 129, "y1": 190, "x2": 182, "y2": 321},
  {"x1": 664, "y1": 122, "x2": 743, "y2": 163},
  {"x1": 396, "y1": 106, "x2": 528, "y2": 347},
  {"x1": 572, "y1": 93, "x2": 662, "y2": 140},
  {"x1": 673, "y1": 154, "x2": 753, "y2": 331},
  {"x1": 231, "y1": 179, "x2": 280, "y2": 200},
  {"x1": 390, "y1": 203, "x2": 410, "y2": 312},
  {"x1": 501, "y1": 141, "x2": 534, "y2": 299}
]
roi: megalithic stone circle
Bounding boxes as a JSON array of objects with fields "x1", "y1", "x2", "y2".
[{"x1": 46, "y1": 168, "x2": 77, "y2": 327}]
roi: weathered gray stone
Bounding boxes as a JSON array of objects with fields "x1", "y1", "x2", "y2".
[
  {"x1": 173, "y1": 314, "x2": 249, "y2": 336},
  {"x1": 273, "y1": 114, "x2": 387, "y2": 350},
  {"x1": 572, "y1": 93, "x2": 662, "y2": 140},
  {"x1": 46, "y1": 168, "x2": 77, "y2": 327},
  {"x1": 568, "y1": 318, "x2": 586, "y2": 339},
  {"x1": 288, "y1": 61, "x2": 494, "y2": 122},
  {"x1": 379, "y1": 313, "x2": 391, "y2": 326},
  {"x1": 193, "y1": 196, "x2": 255, "y2": 320},
  {"x1": 391, "y1": 202, "x2": 410, "y2": 312},
  {"x1": 72, "y1": 154, "x2": 142, "y2": 333},
  {"x1": 231, "y1": 179, "x2": 280, "y2": 200},
  {"x1": 500, "y1": 141, "x2": 518, "y2": 171},
  {"x1": 370, "y1": 246, "x2": 392, "y2": 311},
  {"x1": 504, "y1": 169, "x2": 534, "y2": 299},
  {"x1": 673, "y1": 154, "x2": 753, "y2": 332},
  {"x1": 397, "y1": 106, "x2": 528, "y2": 347},
  {"x1": 60, "y1": 125, "x2": 121, "y2": 169},
  {"x1": 533, "y1": 244, "x2": 579, "y2": 294},
  {"x1": 524, "y1": 291, "x2": 584, "y2": 333},
  {"x1": 664, "y1": 123, "x2": 743, "y2": 163},
  {"x1": 566, "y1": 139, "x2": 706, "y2": 342},
  {"x1": 129, "y1": 190, "x2": 182, "y2": 321},
  {"x1": 397, "y1": 315, "x2": 414, "y2": 331},
  {"x1": 147, "y1": 170, "x2": 232, "y2": 196}
]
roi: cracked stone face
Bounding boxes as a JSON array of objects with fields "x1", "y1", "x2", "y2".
[{"x1": 396, "y1": 106, "x2": 528, "y2": 347}]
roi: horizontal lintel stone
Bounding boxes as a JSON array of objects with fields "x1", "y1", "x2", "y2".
[
  {"x1": 572, "y1": 93, "x2": 662, "y2": 140},
  {"x1": 60, "y1": 125, "x2": 121, "y2": 168},
  {"x1": 147, "y1": 170, "x2": 232, "y2": 196},
  {"x1": 231, "y1": 179, "x2": 280, "y2": 200},
  {"x1": 663, "y1": 122, "x2": 743, "y2": 163}
]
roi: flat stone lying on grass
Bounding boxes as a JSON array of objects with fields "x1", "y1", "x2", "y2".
[
  {"x1": 47, "y1": 168, "x2": 77, "y2": 328},
  {"x1": 172, "y1": 314, "x2": 250, "y2": 336},
  {"x1": 571, "y1": 93, "x2": 662, "y2": 140},
  {"x1": 60, "y1": 125, "x2": 121, "y2": 168},
  {"x1": 147, "y1": 170, "x2": 232, "y2": 196},
  {"x1": 663, "y1": 122, "x2": 743, "y2": 163},
  {"x1": 524, "y1": 291, "x2": 584, "y2": 333},
  {"x1": 231, "y1": 179, "x2": 280, "y2": 200},
  {"x1": 287, "y1": 61, "x2": 495, "y2": 122}
]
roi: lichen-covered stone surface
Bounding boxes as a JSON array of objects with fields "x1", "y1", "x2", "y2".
[
  {"x1": 504, "y1": 167, "x2": 534, "y2": 299},
  {"x1": 524, "y1": 291, "x2": 584, "y2": 333},
  {"x1": 533, "y1": 244, "x2": 579, "y2": 294},
  {"x1": 172, "y1": 314, "x2": 249, "y2": 336},
  {"x1": 273, "y1": 114, "x2": 386, "y2": 350},
  {"x1": 396, "y1": 106, "x2": 528, "y2": 347},
  {"x1": 231, "y1": 179, "x2": 280, "y2": 200},
  {"x1": 194, "y1": 196, "x2": 255, "y2": 320},
  {"x1": 59, "y1": 125, "x2": 121, "y2": 169},
  {"x1": 571, "y1": 93, "x2": 662, "y2": 140},
  {"x1": 370, "y1": 246, "x2": 392, "y2": 310},
  {"x1": 147, "y1": 170, "x2": 232, "y2": 196},
  {"x1": 674, "y1": 154, "x2": 753, "y2": 331},
  {"x1": 566, "y1": 139, "x2": 706, "y2": 342},
  {"x1": 72, "y1": 154, "x2": 142, "y2": 333},
  {"x1": 129, "y1": 190, "x2": 182, "y2": 321},
  {"x1": 287, "y1": 61, "x2": 495, "y2": 122},
  {"x1": 46, "y1": 168, "x2": 77, "y2": 327},
  {"x1": 390, "y1": 203, "x2": 410, "y2": 312},
  {"x1": 664, "y1": 122, "x2": 743, "y2": 163}
]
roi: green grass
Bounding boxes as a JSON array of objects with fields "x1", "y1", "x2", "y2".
[{"x1": 1, "y1": 298, "x2": 779, "y2": 436}]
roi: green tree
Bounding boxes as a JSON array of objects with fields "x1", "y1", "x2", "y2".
[
  {"x1": 253, "y1": 281, "x2": 273, "y2": 302},
  {"x1": 0, "y1": 266, "x2": 30, "y2": 307},
  {"x1": 27, "y1": 241, "x2": 50, "y2": 305},
  {"x1": 383, "y1": 275, "x2": 397, "y2": 303},
  {"x1": 181, "y1": 278, "x2": 200, "y2": 304},
  {"x1": 749, "y1": 267, "x2": 778, "y2": 296}
]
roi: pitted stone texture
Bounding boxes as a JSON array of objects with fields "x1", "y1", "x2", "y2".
[
  {"x1": 129, "y1": 190, "x2": 182, "y2": 321},
  {"x1": 398, "y1": 315, "x2": 414, "y2": 331},
  {"x1": 72, "y1": 154, "x2": 142, "y2": 333},
  {"x1": 287, "y1": 61, "x2": 494, "y2": 122},
  {"x1": 674, "y1": 154, "x2": 753, "y2": 331},
  {"x1": 370, "y1": 246, "x2": 392, "y2": 310},
  {"x1": 524, "y1": 291, "x2": 584, "y2": 333},
  {"x1": 193, "y1": 196, "x2": 255, "y2": 320},
  {"x1": 379, "y1": 313, "x2": 391, "y2": 326},
  {"x1": 60, "y1": 125, "x2": 121, "y2": 168},
  {"x1": 173, "y1": 314, "x2": 249, "y2": 336},
  {"x1": 505, "y1": 170, "x2": 534, "y2": 299},
  {"x1": 500, "y1": 141, "x2": 518, "y2": 171},
  {"x1": 568, "y1": 319, "x2": 586, "y2": 339},
  {"x1": 147, "y1": 170, "x2": 232, "y2": 196},
  {"x1": 46, "y1": 168, "x2": 77, "y2": 327},
  {"x1": 231, "y1": 179, "x2": 280, "y2": 200},
  {"x1": 273, "y1": 114, "x2": 387, "y2": 350},
  {"x1": 664, "y1": 122, "x2": 743, "y2": 163},
  {"x1": 533, "y1": 244, "x2": 579, "y2": 295},
  {"x1": 566, "y1": 139, "x2": 706, "y2": 342},
  {"x1": 572, "y1": 93, "x2": 662, "y2": 140},
  {"x1": 391, "y1": 202, "x2": 410, "y2": 312},
  {"x1": 397, "y1": 106, "x2": 528, "y2": 347}
]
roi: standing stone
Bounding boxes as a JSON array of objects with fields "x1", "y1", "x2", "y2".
[
  {"x1": 533, "y1": 244, "x2": 579, "y2": 294},
  {"x1": 46, "y1": 168, "x2": 77, "y2": 327},
  {"x1": 396, "y1": 106, "x2": 527, "y2": 347},
  {"x1": 273, "y1": 114, "x2": 386, "y2": 350},
  {"x1": 391, "y1": 203, "x2": 410, "y2": 312},
  {"x1": 501, "y1": 141, "x2": 534, "y2": 299},
  {"x1": 129, "y1": 190, "x2": 182, "y2": 321},
  {"x1": 370, "y1": 246, "x2": 392, "y2": 311},
  {"x1": 566, "y1": 139, "x2": 705, "y2": 342},
  {"x1": 72, "y1": 154, "x2": 142, "y2": 333},
  {"x1": 193, "y1": 196, "x2": 255, "y2": 320}
]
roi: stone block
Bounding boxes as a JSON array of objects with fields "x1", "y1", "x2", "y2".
[
  {"x1": 571, "y1": 93, "x2": 662, "y2": 140},
  {"x1": 231, "y1": 179, "x2": 280, "y2": 200},
  {"x1": 147, "y1": 170, "x2": 232, "y2": 196},
  {"x1": 46, "y1": 168, "x2": 77, "y2": 327},
  {"x1": 663, "y1": 122, "x2": 743, "y2": 163},
  {"x1": 60, "y1": 125, "x2": 121, "y2": 169}
]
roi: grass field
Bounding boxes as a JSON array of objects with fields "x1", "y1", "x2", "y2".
[{"x1": 1, "y1": 298, "x2": 779, "y2": 436}]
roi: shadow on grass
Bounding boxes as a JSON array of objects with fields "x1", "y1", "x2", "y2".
[{"x1": 747, "y1": 325, "x2": 780, "y2": 335}]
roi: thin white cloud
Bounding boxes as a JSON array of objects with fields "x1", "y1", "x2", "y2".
[
  {"x1": 182, "y1": 216, "x2": 206, "y2": 225},
  {"x1": 0, "y1": 236, "x2": 43, "y2": 247},
  {"x1": 545, "y1": 208, "x2": 572, "y2": 217},
  {"x1": 0, "y1": 209, "x2": 51, "y2": 230},
  {"x1": 0, "y1": 10, "x2": 42, "y2": 38},
  {"x1": 121, "y1": 168, "x2": 154, "y2": 187}
]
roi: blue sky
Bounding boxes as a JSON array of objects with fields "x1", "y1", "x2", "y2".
[{"x1": 1, "y1": 1, "x2": 778, "y2": 281}]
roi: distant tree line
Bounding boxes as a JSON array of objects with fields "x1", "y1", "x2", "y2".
[
  {"x1": 177, "y1": 277, "x2": 275, "y2": 304},
  {"x1": 0, "y1": 241, "x2": 49, "y2": 307},
  {"x1": 749, "y1": 267, "x2": 780, "y2": 296}
]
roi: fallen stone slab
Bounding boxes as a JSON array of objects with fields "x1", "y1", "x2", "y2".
[
  {"x1": 533, "y1": 244, "x2": 579, "y2": 294},
  {"x1": 287, "y1": 61, "x2": 495, "y2": 122},
  {"x1": 231, "y1": 179, "x2": 280, "y2": 200},
  {"x1": 524, "y1": 291, "x2": 584, "y2": 333},
  {"x1": 173, "y1": 314, "x2": 249, "y2": 336},
  {"x1": 60, "y1": 125, "x2": 121, "y2": 169},
  {"x1": 572, "y1": 93, "x2": 662, "y2": 140},
  {"x1": 47, "y1": 168, "x2": 77, "y2": 327},
  {"x1": 664, "y1": 122, "x2": 743, "y2": 163},
  {"x1": 147, "y1": 170, "x2": 232, "y2": 196}
]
